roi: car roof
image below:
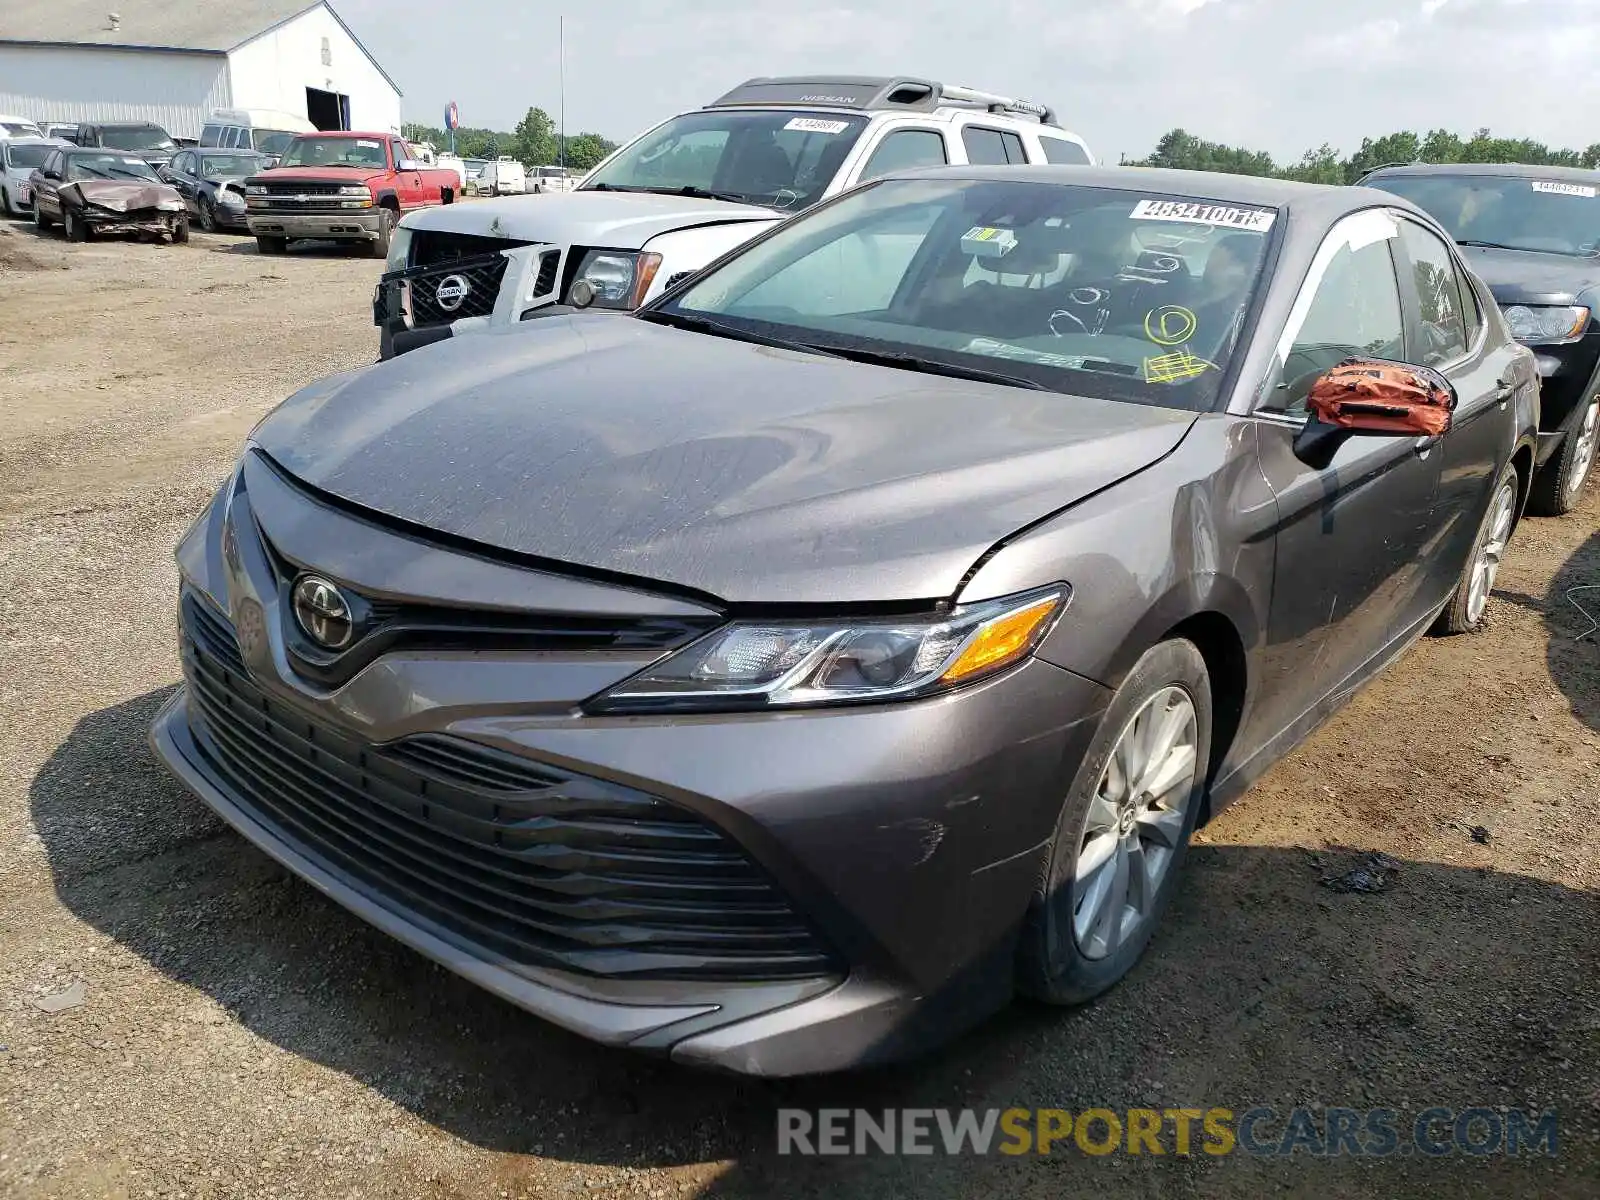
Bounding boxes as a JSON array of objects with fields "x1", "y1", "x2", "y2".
[
  {"x1": 877, "y1": 164, "x2": 1412, "y2": 221},
  {"x1": 1360, "y1": 161, "x2": 1600, "y2": 183},
  {"x1": 63, "y1": 146, "x2": 150, "y2": 156},
  {"x1": 4, "y1": 136, "x2": 69, "y2": 147}
]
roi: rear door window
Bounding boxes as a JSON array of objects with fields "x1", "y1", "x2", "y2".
[
  {"x1": 1397, "y1": 219, "x2": 1471, "y2": 364},
  {"x1": 200, "y1": 124, "x2": 223, "y2": 147},
  {"x1": 962, "y1": 126, "x2": 1028, "y2": 165}
]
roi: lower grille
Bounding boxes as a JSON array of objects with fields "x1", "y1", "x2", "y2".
[{"x1": 177, "y1": 592, "x2": 837, "y2": 983}]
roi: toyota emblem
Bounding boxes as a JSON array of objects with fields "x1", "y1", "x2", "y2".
[
  {"x1": 435, "y1": 274, "x2": 471, "y2": 312},
  {"x1": 292, "y1": 575, "x2": 355, "y2": 650}
]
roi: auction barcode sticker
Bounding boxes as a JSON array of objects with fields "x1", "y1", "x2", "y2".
[
  {"x1": 1129, "y1": 199, "x2": 1277, "y2": 231},
  {"x1": 1531, "y1": 180, "x2": 1598, "y2": 198},
  {"x1": 784, "y1": 118, "x2": 852, "y2": 135}
]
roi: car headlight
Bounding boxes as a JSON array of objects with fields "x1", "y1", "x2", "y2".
[
  {"x1": 384, "y1": 225, "x2": 413, "y2": 271},
  {"x1": 158, "y1": 198, "x2": 185, "y2": 211},
  {"x1": 245, "y1": 183, "x2": 267, "y2": 196},
  {"x1": 217, "y1": 189, "x2": 245, "y2": 207},
  {"x1": 566, "y1": 248, "x2": 663, "y2": 310},
  {"x1": 587, "y1": 587, "x2": 1068, "y2": 714},
  {"x1": 1501, "y1": 304, "x2": 1590, "y2": 345},
  {"x1": 338, "y1": 185, "x2": 370, "y2": 197}
]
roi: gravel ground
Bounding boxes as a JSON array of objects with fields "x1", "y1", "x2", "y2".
[{"x1": 1, "y1": 217, "x2": 1596, "y2": 1200}]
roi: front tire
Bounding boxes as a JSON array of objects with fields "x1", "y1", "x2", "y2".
[
  {"x1": 1017, "y1": 638, "x2": 1212, "y2": 1006},
  {"x1": 34, "y1": 203, "x2": 52, "y2": 231},
  {"x1": 63, "y1": 209, "x2": 86, "y2": 242},
  {"x1": 171, "y1": 216, "x2": 189, "y2": 244},
  {"x1": 1527, "y1": 397, "x2": 1598, "y2": 517},
  {"x1": 1432, "y1": 461, "x2": 1519, "y2": 635},
  {"x1": 368, "y1": 206, "x2": 394, "y2": 259},
  {"x1": 256, "y1": 235, "x2": 286, "y2": 255},
  {"x1": 197, "y1": 195, "x2": 216, "y2": 233}
]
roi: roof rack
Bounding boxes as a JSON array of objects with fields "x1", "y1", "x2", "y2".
[{"x1": 705, "y1": 76, "x2": 1059, "y2": 127}]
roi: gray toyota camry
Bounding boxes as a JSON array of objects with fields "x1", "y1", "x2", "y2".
[{"x1": 152, "y1": 165, "x2": 1538, "y2": 1075}]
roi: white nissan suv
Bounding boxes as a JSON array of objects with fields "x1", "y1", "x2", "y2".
[{"x1": 373, "y1": 74, "x2": 1095, "y2": 359}]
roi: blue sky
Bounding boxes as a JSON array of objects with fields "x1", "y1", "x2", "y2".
[{"x1": 337, "y1": 0, "x2": 1600, "y2": 161}]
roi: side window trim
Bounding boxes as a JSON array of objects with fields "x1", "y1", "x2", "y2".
[{"x1": 1253, "y1": 207, "x2": 1406, "y2": 418}]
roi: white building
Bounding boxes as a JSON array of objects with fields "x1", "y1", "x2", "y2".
[{"x1": 0, "y1": 1, "x2": 401, "y2": 141}]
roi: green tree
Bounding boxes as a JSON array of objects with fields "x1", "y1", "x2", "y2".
[
  {"x1": 560, "y1": 132, "x2": 617, "y2": 172},
  {"x1": 515, "y1": 107, "x2": 559, "y2": 166},
  {"x1": 1282, "y1": 142, "x2": 1343, "y2": 185}
]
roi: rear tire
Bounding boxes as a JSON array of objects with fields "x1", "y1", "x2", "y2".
[
  {"x1": 1527, "y1": 397, "x2": 1599, "y2": 517},
  {"x1": 256, "y1": 235, "x2": 286, "y2": 255},
  {"x1": 1017, "y1": 638, "x2": 1212, "y2": 1006},
  {"x1": 1432, "y1": 461, "x2": 1519, "y2": 635}
]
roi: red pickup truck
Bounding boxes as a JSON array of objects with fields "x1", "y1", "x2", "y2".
[{"x1": 243, "y1": 131, "x2": 458, "y2": 257}]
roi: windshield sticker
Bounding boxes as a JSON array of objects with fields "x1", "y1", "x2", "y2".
[
  {"x1": 961, "y1": 225, "x2": 1018, "y2": 259},
  {"x1": 963, "y1": 337, "x2": 1088, "y2": 369},
  {"x1": 1143, "y1": 349, "x2": 1217, "y2": 384},
  {"x1": 783, "y1": 117, "x2": 852, "y2": 135},
  {"x1": 1130, "y1": 199, "x2": 1277, "y2": 232},
  {"x1": 1531, "y1": 180, "x2": 1598, "y2": 198},
  {"x1": 356, "y1": 139, "x2": 381, "y2": 149},
  {"x1": 1144, "y1": 305, "x2": 1199, "y2": 347}
]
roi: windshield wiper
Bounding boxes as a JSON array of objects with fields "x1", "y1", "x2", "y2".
[
  {"x1": 820, "y1": 345, "x2": 1052, "y2": 391},
  {"x1": 587, "y1": 182, "x2": 751, "y2": 203},
  {"x1": 634, "y1": 309, "x2": 848, "y2": 357}
]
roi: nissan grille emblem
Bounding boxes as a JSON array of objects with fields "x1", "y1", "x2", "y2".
[
  {"x1": 292, "y1": 575, "x2": 355, "y2": 650},
  {"x1": 435, "y1": 274, "x2": 471, "y2": 312}
]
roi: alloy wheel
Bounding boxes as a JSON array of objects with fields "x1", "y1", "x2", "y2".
[
  {"x1": 1466, "y1": 478, "x2": 1518, "y2": 625},
  {"x1": 1072, "y1": 685, "x2": 1198, "y2": 961},
  {"x1": 199, "y1": 197, "x2": 216, "y2": 232},
  {"x1": 1567, "y1": 399, "x2": 1598, "y2": 500}
]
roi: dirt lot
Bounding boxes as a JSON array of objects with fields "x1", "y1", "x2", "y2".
[{"x1": 0, "y1": 218, "x2": 1596, "y2": 1200}]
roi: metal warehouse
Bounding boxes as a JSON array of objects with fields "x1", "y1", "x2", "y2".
[{"x1": 0, "y1": 0, "x2": 401, "y2": 141}]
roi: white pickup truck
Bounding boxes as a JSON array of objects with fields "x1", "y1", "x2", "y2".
[{"x1": 372, "y1": 74, "x2": 1095, "y2": 359}]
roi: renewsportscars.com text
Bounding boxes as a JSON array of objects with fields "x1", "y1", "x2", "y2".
[{"x1": 777, "y1": 1106, "x2": 1560, "y2": 1158}]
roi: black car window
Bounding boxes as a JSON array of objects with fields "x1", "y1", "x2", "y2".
[
  {"x1": 1267, "y1": 215, "x2": 1406, "y2": 414},
  {"x1": 962, "y1": 127, "x2": 1028, "y2": 166},
  {"x1": 200, "y1": 124, "x2": 224, "y2": 148},
  {"x1": 44, "y1": 150, "x2": 62, "y2": 176},
  {"x1": 1039, "y1": 136, "x2": 1092, "y2": 165},
  {"x1": 174, "y1": 151, "x2": 193, "y2": 175},
  {"x1": 859, "y1": 130, "x2": 948, "y2": 182},
  {"x1": 1397, "y1": 219, "x2": 1471, "y2": 364}
]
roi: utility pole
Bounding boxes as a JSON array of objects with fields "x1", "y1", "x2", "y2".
[{"x1": 558, "y1": 15, "x2": 566, "y2": 172}]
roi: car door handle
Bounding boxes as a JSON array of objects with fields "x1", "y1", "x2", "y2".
[
  {"x1": 1494, "y1": 378, "x2": 1515, "y2": 407},
  {"x1": 1414, "y1": 433, "x2": 1443, "y2": 458}
]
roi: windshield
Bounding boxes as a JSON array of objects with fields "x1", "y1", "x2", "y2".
[
  {"x1": 67, "y1": 153, "x2": 158, "y2": 182},
  {"x1": 5, "y1": 144, "x2": 51, "y2": 170},
  {"x1": 582, "y1": 108, "x2": 870, "y2": 211},
  {"x1": 99, "y1": 126, "x2": 174, "y2": 152},
  {"x1": 200, "y1": 153, "x2": 263, "y2": 178},
  {"x1": 253, "y1": 129, "x2": 300, "y2": 157},
  {"x1": 1366, "y1": 173, "x2": 1600, "y2": 258},
  {"x1": 1, "y1": 120, "x2": 42, "y2": 138},
  {"x1": 654, "y1": 177, "x2": 1277, "y2": 409},
  {"x1": 276, "y1": 136, "x2": 387, "y2": 168}
]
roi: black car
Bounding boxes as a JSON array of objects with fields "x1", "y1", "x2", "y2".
[
  {"x1": 152, "y1": 166, "x2": 1538, "y2": 1075},
  {"x1": 1360, "y1": 162, "x2": 1600, "y2": 513},
  {"x1": 159, "y1": 149, "x2": 267, "y2": 232},
  {"x1": 73, "y1": 122, "x2": 179, "y2": 170}
]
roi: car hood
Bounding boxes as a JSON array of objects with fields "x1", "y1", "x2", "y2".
[
  {"x1": 250, "y1": 317, "x2": 1196, "y2": 605},
  {"x1": 399, "y1": 189, "x2": 782, "y2": 249},
  {"x1": 70, "y1": 180, "x2": 178, "y2": 208},
  {"x1": 1460, "y1": 244, "x2": 1600, "y2": 306}
]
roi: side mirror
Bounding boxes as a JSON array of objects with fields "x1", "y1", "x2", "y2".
[
  {"x1": 398, "y1": 158, "x2": 423, "y2": 172},
  {"x1": 1292, "y1": 358, "x2": 1456, "y2": 470}
]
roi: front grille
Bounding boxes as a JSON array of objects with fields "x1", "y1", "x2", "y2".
[
  {"x1": 263, "y1": 182, "x2": 341, "y2": 196},
  {"x1": 406, "y1": 253, "x2": 508, "y2": 326},
  {"x1": 178, "y1": 592, "x2": 837, "y2": 983}
]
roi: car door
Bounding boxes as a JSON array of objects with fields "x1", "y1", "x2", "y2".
[
  {"x1": 1249, "y1": 208, "x2": 1445, "y2": 738},
  {"x1": 391, "y1": 140, "x2": 420, "y2": 208},
  {"x1": 169, "y1": 151, "x2": 198, "y2": 211},
  {"x1": 35, "y1": 150, "x2": 64, "y2": 216},
  {"x1": 1391, "y1": 215, "x2": 1523, "y2": 604}
]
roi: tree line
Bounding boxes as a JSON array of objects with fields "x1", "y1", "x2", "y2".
[
  {"x1": 402, "y1": 107, "x2": 618, "y2": 173},
  {"x1": 1131, "y1": 127, "x2": 1600, "y2": 184}
]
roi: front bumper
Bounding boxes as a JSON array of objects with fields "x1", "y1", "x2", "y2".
[
  {"x1": 81, "y1": 207, "x2": 183, "y2": 234},
  {"x1": 150, "y1": 465, "x2": 1111, "y2": 1073},
  {"x1": 249, "y1": 209, "x2": 384, "y2": 241},
  {"x1": 374, "y1": 242, "x2": 563, "y2": 359},
  {"x1": 1529, "y1": 335, "x2": 1600, "y2": 461}
]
